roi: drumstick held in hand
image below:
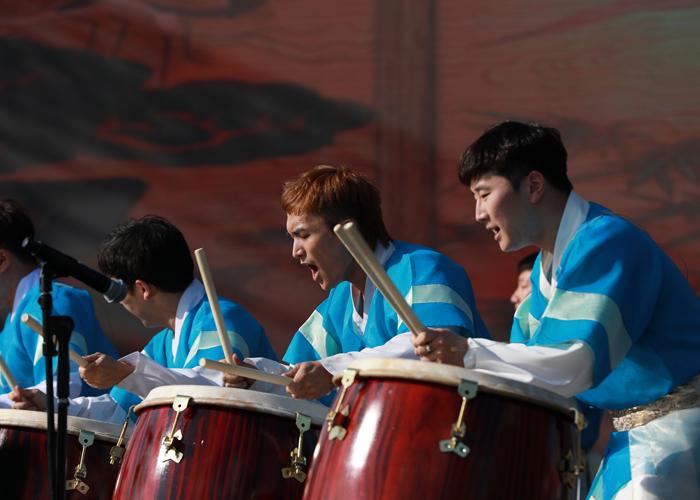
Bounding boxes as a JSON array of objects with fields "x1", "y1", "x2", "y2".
[
  {"x1": 0, "y1": 351, "x2": 21, "y2": 398},
  {"x1": 22, "y1": 313, "x2": 89, "y2": 367},
  {"x1": 199, "y1": 358, "x2": 292, "y2": 387},
  {"x1": 195, "y1": 248, "x2": 234, "y2": 364},
  {"x1": 334, "y1": 222, "x2": 426, "y2": 336}
]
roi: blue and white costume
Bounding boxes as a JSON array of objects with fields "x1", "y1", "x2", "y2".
[
  {"x1": 463, "y1": 192, "x2": 700, "y2": 500},
  {"x1": 0, "y1": 269, "x2": 118, "y2": 408},
  {"x1": 66, "y1": 279, "x2": 277, "y2": 423},
  {"x1": 251, "y1": 241, "x2": 489, "y2": 404}
]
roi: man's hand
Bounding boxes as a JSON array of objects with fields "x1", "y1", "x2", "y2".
[
  {"x1": 9, "y1": 387, "x2": 48, "y2": 412},
  {"x1": 222, "y1": 354, "x2": 258, "y2": 389},
  {"x1": 284, "y1": 361, "x2": 334, "y2": 400},
  {"x1": 79, "y1": 353, "x2": 135, "y2": 390},
  {"x1": 411, "y1": 328, "x2": 468, "y2": 366}
]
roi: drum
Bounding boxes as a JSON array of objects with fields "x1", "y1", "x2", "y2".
[
  {"x1": 113, "y1": 385, "x2": 328, "y2": 500},
  {"x1": 303, "y1": 358, "x2": 585, "y2": 500},
  {"x1": 0, "y1": 409, "x2": 131, "y2": 499}
]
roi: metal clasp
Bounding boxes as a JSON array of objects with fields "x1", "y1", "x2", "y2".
[
  {"x1": 110, "y1": 405, "x2": 135, "y2": 465},
  {"x1": 559, "y1": 408, "x2": 588, "y2": 488},
  {"x1": 161, "y1": 395, "x2": 192, "y2": 463},
  {"x1": 325, "y1": 368, "x2": 358, "y2": 441},
  {"x1": 282, "y1": 413, "x2": 312, "y2": 482},
  {"x1": 439, "y1": 379, "x2": 477, "y2": 458},
  {"x1": 66, "y1": 430, "x2": 95, "y2": 494}
]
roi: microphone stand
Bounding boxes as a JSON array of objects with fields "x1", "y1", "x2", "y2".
[{"x1": 39, "y1": 261, "x2": 74, "y2": 500}]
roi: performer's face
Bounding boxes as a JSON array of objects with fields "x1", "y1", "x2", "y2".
[
  {"x1": 510, "y1": 268, "x2": 532, "y2": 309},
  {"x1": 471, "y1": 174, "x2": 534, "y2": 252},
  {"x1": 286, "y1": 213, "x2": 354, "y2": 291},
  {"x1": 119, "y1": 281, "x2": 161, "y2": 328}
]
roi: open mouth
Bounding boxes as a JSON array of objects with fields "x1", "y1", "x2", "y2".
[{"x1": 307, "y1": 264, "x2": 319, "y2": 281}]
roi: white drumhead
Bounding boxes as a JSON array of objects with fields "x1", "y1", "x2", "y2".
[
  {"x1": 136, "y1": 385, "x2": 329, "y2": 425},
  {"x1": 0, "y1": 409, "x2": 130, "y2": 444},
  {"x1": 343, "y1": 358, "x2": 576, "y2": 418}
]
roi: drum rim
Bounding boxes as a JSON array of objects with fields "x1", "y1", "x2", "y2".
[
  {"x1": 135, "y1": 385, "x2": 329, "y2": 425},
  {"x1": 0, "y1": 409, "x2": 130, "y2": 443},
  {"x1": 340, "y1": 358, "x2": 578, "y2": 420}
]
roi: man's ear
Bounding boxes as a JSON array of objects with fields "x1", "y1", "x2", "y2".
[
  {"x1": 526, "y1": 171, "x2": 546, "y2": 203},
  {"x1": 0, "y1": 248, "x2": 12, "y2": 274},
  {"x1": 133, "y1": 279, "x2": 157, "y2": 300}
]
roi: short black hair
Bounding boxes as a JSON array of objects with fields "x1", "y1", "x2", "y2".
[
  {"x1": 98, "y1": 216, "x2": 193, "y2": 293},
  {"x1": 458, "y1": 121, "x2": 573, "y2": 193},
  {"x1": 0, "y1": 199, "x2": 37, "y2": 266},
  {"x1": 517, "y1": 252, "x2": 539, "y2": 274}
]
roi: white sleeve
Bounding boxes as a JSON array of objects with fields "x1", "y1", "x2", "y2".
[
  {"x1": 245, "y1": 358, "x2": 294, "y2": 397},
  {"x1": 116, "y1": 352, "x2": 223, "y2": 399},
  {"x1": 463, "y1": 338, "x2": 595, "y2": 397},
  {"x1": 0, "y1": 371, "x2": 83, "y2": 409},
  {"x1": 66, "y1": 394, "x2": 129, "y2": 425},
  {"x1": 319, "y1": 333, "x2": 417, "y2": 376}
]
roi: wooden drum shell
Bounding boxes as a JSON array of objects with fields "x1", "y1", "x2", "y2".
[
  {"x1": 113, "y1": 386, "x2": 327, "y2": 500},
  {"x1": 0, "y1": 409, "x2": 127, "y2": 500},
  {"x1": 303, "y1": 359, "x2": 579, "y2": 500}
]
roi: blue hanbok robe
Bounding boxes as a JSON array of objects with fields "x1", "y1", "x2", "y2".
[
  {"x1": 511, "y1": 202, "x2": 700, "y2": 500},
  {"x1": 0, "y1": 278, "x2": 118, "y2": 398},
  {"x1": 111, "y1": 294, "x2": 277, "y2": 415},
  {"x1": 284, "y1": 240, "x2": 490, "y2": 365}
]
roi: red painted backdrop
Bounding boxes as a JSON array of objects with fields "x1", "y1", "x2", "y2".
[{"x1": 1, "y1": 1, "x2": 698, "y2": 392}]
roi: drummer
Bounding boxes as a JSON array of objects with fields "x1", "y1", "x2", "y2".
[
  {"x1": 410, "y1": 121, "x2": 700, "y2": 499},
  {"x1": 0, "y1": 199, "x2": 118, "y2": 407},
  {"x1": 11, "y1": 215, "x2": 277, "y2": 422},
  {"x1": 224, "y1": 165, "x2": 491, "y2": 403}
]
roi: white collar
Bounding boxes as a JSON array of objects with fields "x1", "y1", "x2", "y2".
[
  {"x1": 11, "y1": 268, "x2": 40, "y2": 322},
  {"x1": 172, "y1": 279, "x2": 206, "y2": 357},
  {"x1": 352, "y1": 241, "x2": 396, "y2": 334},
  {"x1": 539, "y1": 191, "x2": 589, "y2": 299}
]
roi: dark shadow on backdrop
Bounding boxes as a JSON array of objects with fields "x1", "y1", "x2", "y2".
[{"x1": 0, "y1": 36, "x2": 374, "y2": 171}]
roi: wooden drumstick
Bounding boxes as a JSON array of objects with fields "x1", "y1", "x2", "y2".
[
  {"x1": 195, "y1": 248, "x2": 234, "y2": 364},
  {"x1": 0, "y1": 351, "x2": 21, "y2": 398},
  {"x1": 22, "y1": 313, "x2": 89, "y2": 367},
  {"x1": 199, "y1": 358, "x2": 292, "y2": 387},
  {"x1": 334, "y1": 222, "x2": 426, "y2": 336}
]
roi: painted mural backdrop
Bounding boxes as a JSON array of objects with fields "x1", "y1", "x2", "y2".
[{"x1": 1, "y1": 0, "x2": 699, "y2": 361}]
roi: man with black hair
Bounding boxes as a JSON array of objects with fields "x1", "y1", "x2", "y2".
[
  {"x1": 12, "y1": 216, "x2": 277, "y2": 422},
  {"x1": 0, "y1": 199, "x2": 118, "y2": 408},
  {"x1": 411, "y1": 121, "x2": 700, "y2": 499}
]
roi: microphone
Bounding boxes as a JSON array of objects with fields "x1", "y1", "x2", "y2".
[{"x1": 21, "y1": 238, "x2": 128, "y2": 303}]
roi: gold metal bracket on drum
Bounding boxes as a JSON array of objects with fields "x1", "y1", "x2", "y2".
[
  {"x1": 282, "y1": 413, "x2": 312, "y2": 483},
  {"x1": 559, "y1": 408, "x2": 588, "y2": 488},
  {"x1": 326, "y1": 368, "x2": 358, "y2": 441},
  {"x1": 110, "y1": 405, "x2": 135, "y2": 465},
  {"x1": 439, "y1": 379, "x2": 477, "y2": 458},
  {"x1": 66, "y1": 430, "x2": 95, "y2": 495},
  {"x1": 161, "y1": 395, "x2": 192, "y2": 464}
]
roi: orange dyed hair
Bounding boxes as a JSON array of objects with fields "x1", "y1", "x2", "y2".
[{"x1": 280, "y1": 165, "x2": 393, "y2": 249}]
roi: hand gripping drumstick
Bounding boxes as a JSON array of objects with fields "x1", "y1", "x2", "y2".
[
  {"x1": 199, "y1": 358, "x2": 292, "y2": 387},
  {"x1": 0, "y1": 351, "x2": 21, "y2": 398},
  {"x1": 333, "y1": 222, "x2": 426, "y2": 336},
  {"x1": 194, "y1": 248, "x2": 234, "y2": 364},
  {"x1": 22, "y1": 313, "x2": 88, "y2": 367}
]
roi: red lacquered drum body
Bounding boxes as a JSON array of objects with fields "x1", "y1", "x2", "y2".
[
  {"x1": 0, "y1": 409, "x2": 129, "y2": 500},
  {"x1": 303, "y1": 359, "x2": 582, "y2": 500},
  {"x1": 112, "y1": 385, "x2": 328, "y2": 500}
]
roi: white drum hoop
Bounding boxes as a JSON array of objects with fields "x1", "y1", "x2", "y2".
[
  {"x1": 342, "y1": 358, "x2": 577, "y2": 420},
  {"x1": 135, "y1": 385, "x2": 329, "y2": 426},
  {"x1": 0, "y1": 409, "x2": 130, "y2": 444}
]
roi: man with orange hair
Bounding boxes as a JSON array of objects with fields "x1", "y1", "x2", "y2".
[{"x1": 225, "y1": 165, "x2": 490, "y2": 403}]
